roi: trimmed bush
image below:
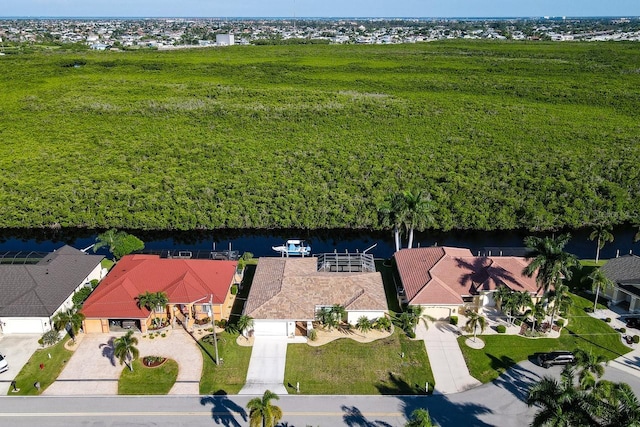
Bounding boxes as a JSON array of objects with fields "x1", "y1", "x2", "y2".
[
  {"x1": 496, "y1": 325, "x2": 507, "y2": 334},
  {"x1": 605, "y1": 317, "x2": 612, "y2": 323},
  {"x1": 449, "y1": 316, "x2": 458, "y2": 326},
  {"x1": 40, "y1": 330, "x2": 61, "y2": 346},
  {"x1": 230, "y1": 284, "x2": 238, "y2": 295},
  {"x1": 634, "y1": 335, "x2": 640, "y2": 344},
  {"x1": 620, "y1": 327, "x2": 627, "y2": 334},
  {"x1": 308, "y1": 328, "x2": 317, "y2": 341},
  {"x1": 555, "y1": 319, "x2": 565, "y2": 328},
  {"x1": 514, "y1": 319, "x2": 522, "y2": 326}
]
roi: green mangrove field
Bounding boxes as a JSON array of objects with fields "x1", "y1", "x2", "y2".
[{"x1": 0, "y1": 41, "x2": 639, "y2": 231}]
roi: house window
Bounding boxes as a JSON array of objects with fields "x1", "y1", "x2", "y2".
[{"x1": 462, "y1": 296, "x2": 474, "y2": 303}]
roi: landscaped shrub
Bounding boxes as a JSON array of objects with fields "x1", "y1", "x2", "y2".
[
  {"x1": 308, "y1": 328, "x2": 317, "y2": 341},
  {"x1": 40, "y1": 330, "x2": 61, "y2": 346},
  {"x1": 556, "y1": 319, "x2": 565, "y2": 328},
  {"x1": 620, "y1": 327, "x2": 627, "y2": 334},
  {"x1": 496, "y1": 325, "x2": 507, "y2": 334},
  {"x1": 72, "y1": 286, "x2": 93, "y2": 307},
  {"x1": 634, "y1": 335, "x2": 640, "y2": 344},
  {"x1": 514, "y1": 319, "x2": 522, "y2": 326},
  {"x1": 584, "y1": 307, "x2": 594, "y2": 313},
  {"x1": 605, "y1": 317, "x2": 612, "y2": 323},
  {"x1": 215, "y1": 319, "x2": 227, "y2": 329},
  {"x1": 406, "y1": 330, "x2": 416, "y2": 339},
  {"x1": 230, "y1": 284, "x2": 238, "y2": 295},
  {"x1": 374, "y1": 316, "x2": 392, "y2": 332},
  {"x1": 449, "y1": 316, "x2": 458, "y2": 326}
]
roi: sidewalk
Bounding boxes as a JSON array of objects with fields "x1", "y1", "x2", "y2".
[{"x1": 416, "y1": 321, "x2": 481, "y2": 394}]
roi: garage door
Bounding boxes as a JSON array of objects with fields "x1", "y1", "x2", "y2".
[
  {"x1": 253, "y1": 320, "x2": 288, "y2": 337},
  {"x1": 2, "y1": 317, "x2": 48, "y2": 334}
]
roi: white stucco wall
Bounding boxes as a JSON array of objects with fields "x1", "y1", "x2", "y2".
[{"x1": 421, "y1": 305, "x2": 459, "y2": 320}]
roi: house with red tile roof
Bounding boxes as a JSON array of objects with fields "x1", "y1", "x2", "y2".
[
  {"x1": 393, "y1": 247, "x2": 542, "y2": 319},
  {"x1": 81, "y1": 254, "x2": 238, "y2": 333},
  {"x1": 244, "y1": 255, "x2": 388, "y2": 337}
]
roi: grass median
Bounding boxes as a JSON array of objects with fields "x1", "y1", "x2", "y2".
[{"x1": 118, "y1": 358, "x2": 178, "y2": 395}]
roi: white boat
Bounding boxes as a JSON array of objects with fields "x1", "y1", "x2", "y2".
[{"x1": 272, "y1": 239, "x2": 311, "y2": 256}]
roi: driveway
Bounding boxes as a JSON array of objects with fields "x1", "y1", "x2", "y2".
[
  {"x1": 239, "y1": 336, "x2": 289, "y2": 395},
  {"x1": 44, "y1": 328, "x2": 202, "y2": 395},
  {"x1": 416, "y1": 321, "x2": 481, "y2": 394},
  {"x1": 0, "y1": 334, "x2": 41, "y2": 394}
]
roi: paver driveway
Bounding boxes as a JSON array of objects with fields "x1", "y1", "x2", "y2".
[{"x1": 44, "y1": 328, "x2": 202, "y2": 395}]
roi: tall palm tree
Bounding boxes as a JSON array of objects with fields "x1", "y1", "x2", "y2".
[
  {"x1": 405, "y1": 408, "x2": 434, "y2": 427},
  {"x1": 527, "y1": 300, "x2": 546, "y2": 332},
  {"x1": 546, "y1": 284, "x2": 571, "y2": 327},
  {"x1": 527, "y1": 365, "x2": 594, "y2": 427},
  {"x1": 513, "y1": 291, "x2": 533, "y2": 323},
  {"x1": 574, "y1": 349, "x2": 608, "y2": 390},
  {"x1": 113, "y1": 330, "x2": 139, "y2": 372},
  {"x1": 523, "y1": 233, "x2": 580, "y2": 295},
  {"x1": 465, "y1": 311, "x2": 486, "y2": 342},
  {"x1": 589, "y1": 225, "x2": 614, "y2": 264},
  {"x1": 400, "y1": 189, "x2": 435, "y2": 249},
  {"x1": 246, "y1": 389, "x2": 282, "y2": 427},
  {"x1": 582, "y1": 268, "x2": 614, "y2": 312},
  {"x1": 494, "y1": 285, "x2": 514, "y2": 323},
  {"x1": 601, "y1": 382, "x2": 640, "y2": 427},
  {"x1": 379, "y1": 192, "x2": 406, "y2": 252},
  {"x1": 136, "y1": 291, "x2": 168, "y2": 327},
  {"x1": 52, "y1": 307, "x2": 85, "y2": 342}
]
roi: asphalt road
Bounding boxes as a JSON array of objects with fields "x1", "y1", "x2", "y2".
[{"x1": 0, "y1": 362, "x2": 638, "y2": 427}]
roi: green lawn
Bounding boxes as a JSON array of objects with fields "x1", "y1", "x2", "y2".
[
  {"x1": 101, "y1": 258, "x2": 115, "y2": 270},
  {"x1": 459, "y1": 293, "x2": 631, "y2": 383},
  {"x1": 118, "y1": 358, "x2": 178, "y2": 395},
  {"x1": 284, "y1": 330, "x2": 433, "y2": 395},
  {"x1": 199, "y1": 331, "x2": 253, "y2": 395},
  {"x1": 8, "y1": 337, "x2": 73, "y2": 395}
]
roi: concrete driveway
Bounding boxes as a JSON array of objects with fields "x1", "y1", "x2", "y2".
[
  {"x1": 44, "y1": 328, "x2": 203, "y2": 395},
  {"x1": 0, "y1": 334, "x2": 41, "y2": 394},
  {"x1": 239, "y1": 336, "x2": 289, "y2": 395},
  {"x1": 416, "y1": 321, "x2": 481, "y2": 394}
]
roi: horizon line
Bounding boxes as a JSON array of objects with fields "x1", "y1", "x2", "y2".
[{"x1": 1, "y1": 15, "x2": 638, "y2": 20}]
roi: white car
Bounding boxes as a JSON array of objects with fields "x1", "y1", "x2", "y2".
[{"x1": 0, "y1": 353, "x2": 8, "y2": 373}]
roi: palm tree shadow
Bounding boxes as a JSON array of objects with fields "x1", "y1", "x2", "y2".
[
  {"x1": 375, "y1": 372, "x2": 427, "y2": 395},
  {"x1": 341, "y1": 405, "x2": 393, "y2": 427},
  {"x1": 400, "y1": 395, "x2": 493, "y2": 427},
  {"x1": 200, "y1": 391, "x2": 248, "y2": 427},
  {"x1": 455, "y1": 256, "x2": 522, "y2": 293},
  {"x1": 99, "y1": 337, "x2": 116, "y2": 366},
  {"x1": 491, "y1": 357, "x2": 542, "y2": 402}
]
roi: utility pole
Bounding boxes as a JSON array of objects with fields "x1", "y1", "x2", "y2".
[{"x1": 209, "y1": 294, "x2": 220, "y2": 365}]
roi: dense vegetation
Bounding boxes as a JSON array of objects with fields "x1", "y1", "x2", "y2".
[{"x1": 1, "y1": 41, "x2": 639, "y2": 231}]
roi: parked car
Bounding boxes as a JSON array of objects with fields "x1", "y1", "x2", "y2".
[
  {"x1": 538, "y1": 351, "x2": 575, "y2": 368},
  {"x1": 0, "y1": 353, "x2": 8, "y2": 374},
  {"x1": 626, "y1": 317, "x2": 640, "y2": 329}
]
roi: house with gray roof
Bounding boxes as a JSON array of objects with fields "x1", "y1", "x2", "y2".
[
  {"x1": 244, "y1": 255, "x2": 388, "y2": 337},
  {"x1": 0, "y1": 245, "x2": 104, "y2": 334},
  {"x1": 600, "y1": 254, "x2": 640, "y2": 313}
]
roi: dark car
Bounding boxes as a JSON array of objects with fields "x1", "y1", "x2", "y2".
[
  {"x1": 626, "y1": 317, "x2": 640, "y2": 330},
  {"x1": 538, "y1": 351, "x2": 575, "y2": 368}
]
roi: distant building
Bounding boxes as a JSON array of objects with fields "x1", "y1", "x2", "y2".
[{"x1": 216, "y1": 33, "x2": 235, "y2": 46}]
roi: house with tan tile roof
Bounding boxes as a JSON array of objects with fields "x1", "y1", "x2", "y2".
[
  {"x1": 394, "y1": 247, "x2": 542, "y2": 319},
  {"x1": 244, "y1": 256, "x2": 388, "y2": 337}
]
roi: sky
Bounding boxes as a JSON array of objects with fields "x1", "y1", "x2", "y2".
[{"x1": 2, "y1": 1, "x2": 639, "y2": 18}]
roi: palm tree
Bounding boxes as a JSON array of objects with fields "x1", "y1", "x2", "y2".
[
  {"x1": 393, "y1": 306, "x2": 424, "y2": 338},
  {"x1": 513, "y1": 291, "x2": 533, "y2": 323},
  {"x1": 527, "y1": 365, "x2": 594, "y2": 427},
  {"x1": 523, "y1": 233, "x2": 581, "y2": 295},
  {"x1": 589, "y1": 225, "x2": 614, "y2": 264},
  {"x1": 527, "y1": 301, "x2": 546, "y2": 332},
  {"x1": 574, "y1": 349, "x2": 608, "y2": 390},
  {"x1": 405, "y1": 408, "x2": 434, "y2": 427},
  {"x1": 93, "y1": 229, "x2": 144, "y2": 260},
  {"x1": 246, "y1": 389, "x2": 282, "y2": 427},
  {"x1": 113, "y1": 330, "x2": 139, "y2": 372},
  {"x1": 379, "y1": 192, "x2": 406, "y2": 252},
  {"x1": 93, "y1": 228, "x2": 119, "y2": 256},
  {"x1": 494, "y1": 285, "x2": 515, "y2": 323},
  {"x1": 399, "y1": 189, "x2": 435, "y2": 249},
  {"x1": 546, "y1": 284, "x2": 571, "y2": 327},
  {"x1": 52, "y1": 307, "x2": 85, "y2": 342},
  {"x1": 600, "y1": 382, "x2": 640, "y2": 427},
  {"x1": 136, "y1": 291, "x2": 168, "y2": 328},
  {"x1": 356, "y1": 316, "x2": 372, "y2": 333},
  {"x1": 465, "y1": 311, "x2": 486, "y2": 342},
  {"x1": 330, "y1": 304, "x2": 346, "y2": 325},
  {"x1": 582, "y1": 268, "x2": 614, "y2": 312},
  {"x1": 236, "y1": 314, "x2": 254, "y2": 337}
]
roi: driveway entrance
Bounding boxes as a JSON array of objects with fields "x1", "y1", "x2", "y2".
[{"x1": 239, "y1": 336, "x2": 289, "y2": 395}]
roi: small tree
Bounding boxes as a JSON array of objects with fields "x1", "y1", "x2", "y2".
[
  {"x1": 236, "y1": 314, "x2": 254, "y2": 337},
  {"x1": 465, "y1": 310, "x2": 486, "y2": 342},
  {"x1": 52, "y1": 307, "x2": 85, "y2": 342},
  {"x1": 247, "y1": 389, "x2": 282, "y2": 427},
  {"x1": 113, "y1": 330, "x2": 139, "y2": 372},
  {"x1": 405, "y1": 408, "x2": 434, "y2": 427},
  {"x1": 94, "y1": 229, "x2": 144, "y2": 260},
  {"x1": 356, "y1": 316, "x2": 372, "y2": 333}
]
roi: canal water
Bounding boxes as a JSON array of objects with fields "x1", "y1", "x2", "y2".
[{"x1": 0, "y1": 225, "x2": 638, "y2": 260}]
